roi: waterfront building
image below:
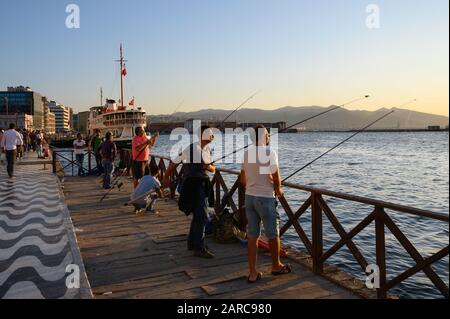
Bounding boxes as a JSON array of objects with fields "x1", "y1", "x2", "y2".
[
  {"x1": 0, "y1": 86, "x2": 45, "y2": 130},
  {"x1": 44, "y1": 104, "x2": 56, "y2": 134},
  {"x1": 47, "y1": 101, "x2": 72, "y2": 132},
  {"x1": 73, "y1": 111, "x2": 90, "y2": 135},
  {"x1": 0, "y1": 113, "x2": 33, "y2": 130}
]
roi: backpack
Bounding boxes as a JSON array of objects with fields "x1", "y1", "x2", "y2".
[{"x1": 212, "y1": 208, "x2": 240, "y2": 244}]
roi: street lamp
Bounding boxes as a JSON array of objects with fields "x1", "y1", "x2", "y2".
[{"x1": 1, "y1": 96, "x2": 8, "y2": 115}]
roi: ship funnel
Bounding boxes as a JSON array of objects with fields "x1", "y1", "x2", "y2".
[{"x1": 106, "y1": 99, "x2": 117, "y2": 111}]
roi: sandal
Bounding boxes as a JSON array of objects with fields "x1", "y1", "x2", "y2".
[
  {"x1": 247, "y1": 272, "x2": 262, "y2": 284},
  {"x1": 271, "y1": 264, "x2": 292, "y2": 276}
]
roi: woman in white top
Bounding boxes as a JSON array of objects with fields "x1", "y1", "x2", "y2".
[{"x1": 73, "y1": 133, "x2": 87, "y2": 176}]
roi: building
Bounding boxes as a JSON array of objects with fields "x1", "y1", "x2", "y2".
[
  {"x1": 0, "y1": 86, "x2": 45, "y2": 130},
  {"x1": 73, "y1": 111, "x2": 90, "y2": 135},
  {"x1": 0, "y1": 114, "x2": 33, "y2": 130},
  {"x1": 47, "y1": 101, "x2": 72, "y2": 132},
  {"x1": 44, "y1": 104, "x2": 56, "y2": 134}
]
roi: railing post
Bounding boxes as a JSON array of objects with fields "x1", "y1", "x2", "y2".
[
  {"x1": 52, "y1": 150, "x2": 57, "y2": 174},
  {"x1": 238, "y1": 177, "x2": 247, "y2": 232},
  {"x1": 375, "y1": 206, "x2": 387, "y2": 299},
  {"x1": 71, "y1": 151, "x2": 74, "y2": 176},
  {"x1": 215, "y1": 172, "x2": 221, "y2": 214},
  {"x1": 88, "y1": 151, "x2": 92, "y2": 174},
  {"x1": 311, "y1": 192, "x2": 323, "y2": 274}
]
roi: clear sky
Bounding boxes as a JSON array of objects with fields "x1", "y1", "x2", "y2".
[{"x1": 0, "y1": 0, "x2": 448, "y2": 116}]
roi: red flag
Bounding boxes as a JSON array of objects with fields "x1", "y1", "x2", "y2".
[
  {"x1": 129, "y1": 97, "x2": 135, "y2": 107},
  {"x1": 122, "y1": 67, "x2": 127, "y2": 76}
]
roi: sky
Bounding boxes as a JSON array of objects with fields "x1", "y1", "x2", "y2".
[{"x1": 0, "y1": 0, "x2": 448, "y2": 116}]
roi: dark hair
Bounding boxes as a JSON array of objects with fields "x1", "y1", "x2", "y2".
[
  {"x1": 105, "y1": 131, "x2": 113, "y2": 139},
  {"x1": 9, "y1": 123, "x2": 15, "y2": 130},
  {"x1": 253, "y1": 124, "x2": 266, "y2": 145},
  {"x1": 200, "y1": 125, "x2": 210, "y2": 133},
  {"x1": 135, "y1": 127, "x2": 143, "y2": 136},
  {"x1": 150, "y1": 165, "x2": 159, "y2": 176}
]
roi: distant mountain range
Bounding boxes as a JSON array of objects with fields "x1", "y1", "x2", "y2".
[{"x1": 149, "y1": 106, "x2": 449, "y2": 130}]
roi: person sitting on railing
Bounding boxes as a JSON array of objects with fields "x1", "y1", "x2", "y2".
[
  {"x1": 128, "y1": 165, "x2": 163, "y2": 214},
  {"x1": 73, "y1": 133, "x2": 87, "y2": 177},
  {"x1": 99, "y1": 131, "x2": 117, "y2": 189},
  {"x1": 163, "y1": 125, "x2": 216, "y2": 259},
  {"x1": 240, "y1": 124, "x2": 292, "y2": 283},
  {"x1": 132, "y1": 126, "x2": 159, "y2": 189}
]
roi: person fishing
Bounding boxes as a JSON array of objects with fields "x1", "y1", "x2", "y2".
[
  {"x1": 163, "y1": 125, "x2": 216, "y2": 259},
  {"x1": 89, "y1": 129, "x2": 104, "y2": 175},
  {"x1": 99, "y1": 131, "x2": 117, "y2": 189},
  {"x1": 240, "y1": 124, "x2": 292, "y2": 283},
  {"x1": 132, "y1": 127, "x2": 159, "y2": 189},
  {"x1": 128, "y1": 164, "x2": 164, "y2": 214}
]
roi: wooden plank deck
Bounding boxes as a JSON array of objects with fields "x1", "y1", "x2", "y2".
[{"x1": 63, "y1": 175, "x2": 360, "y2": 299}]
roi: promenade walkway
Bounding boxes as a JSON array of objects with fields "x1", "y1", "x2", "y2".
[{"x1": 0, "y1": 153, "x2": 91, "y2": 299}]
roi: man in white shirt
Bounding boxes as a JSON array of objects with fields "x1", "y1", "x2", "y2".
[
  {"x1": 73, "y1": 133, "x2": 87, "y2": 176},
  {"x1": 240, "y1": 124, "x2": 291, "y2": 283},
  {"x1": 1, "y1": 123, "x2": 24, "y2": 178}
]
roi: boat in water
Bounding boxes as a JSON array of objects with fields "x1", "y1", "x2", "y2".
[
  {"x1": 88, "y1": 44, "x2": 148, "y2": 149},
  {"x1": 88, "y1": 99, "x2": 147, "y2": 149}
]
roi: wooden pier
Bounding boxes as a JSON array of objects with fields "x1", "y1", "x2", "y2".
[{"x1": 63, "y1": 175, "x2": 359, "y2": 299}]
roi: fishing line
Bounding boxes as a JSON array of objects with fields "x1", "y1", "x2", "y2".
[{"x1": 282, "y1": 110, "x2": 395, "y2": 183}]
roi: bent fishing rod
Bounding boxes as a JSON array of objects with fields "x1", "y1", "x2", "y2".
[
  {"x1": 282, "y1": 109, "x2": 395, "y2": 183},
  {"x1": 210, "y1": 95, "x2": 371, "y2": 164}
]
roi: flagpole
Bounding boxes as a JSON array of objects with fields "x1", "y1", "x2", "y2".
[{"x1": 120, "y1": 44, "x2": 124, "y2": 108}]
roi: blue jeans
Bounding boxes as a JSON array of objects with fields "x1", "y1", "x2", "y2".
[
  {"x1": 102, "y1": 160, "x2": 114, "y2": 189},
  {"x1": 76, "y1": 154, "x2": 85, "y2": 176},
  {"x1": 188, "y1": 184, "x2": 208, "y2": 251},
  {"x1": 245, "y1": 195, "x2": 280, "y2": 240}
]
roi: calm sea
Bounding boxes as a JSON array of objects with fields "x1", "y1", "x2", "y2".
[{"x1": 60, "y1": 131, "x2": 449, "y2": 298}]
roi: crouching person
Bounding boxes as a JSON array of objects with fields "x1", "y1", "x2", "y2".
[
  {"x1": 240, "y1": 124, "x2": 292, "y2": 283},
  {"x1": 129, "y1": 165, "x2": 163, "y2": 214}
]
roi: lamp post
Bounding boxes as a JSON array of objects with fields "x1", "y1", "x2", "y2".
[{"x1": 1, "y1": 96, "x2": 8, "y2": 115}]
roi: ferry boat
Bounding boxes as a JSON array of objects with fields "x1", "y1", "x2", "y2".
[{"x1": 88, "y1": 44, "x2": 148, "y2": 149}]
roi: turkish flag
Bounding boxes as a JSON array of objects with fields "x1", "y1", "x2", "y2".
[
  {"x1": 122, "y1": 68, "x2": 127, "y2": 76},
  {"x1": 129, "y1": 98, "x2": 135, "y2": 106}
]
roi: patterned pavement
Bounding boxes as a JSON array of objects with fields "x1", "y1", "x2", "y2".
[{"x1": 0, "y1": 154, "x2": 91, "y2": 299}]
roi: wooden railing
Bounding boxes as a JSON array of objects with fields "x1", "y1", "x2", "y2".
[{"x1": 121, "y1": 151, "x2": 449, "y2": 299}]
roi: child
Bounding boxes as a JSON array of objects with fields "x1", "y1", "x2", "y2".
[{"x1": 129, "y1": 165, "x2": 163, "y2": 214}]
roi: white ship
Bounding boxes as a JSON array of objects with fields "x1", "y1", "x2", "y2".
[{"x1": 88, "y1": 44, "x2": 148, "y2": 148}]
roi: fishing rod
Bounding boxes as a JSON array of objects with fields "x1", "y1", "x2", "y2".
[
  {"x1": 210, "y1": 95, "x2": 371, "y2": 164},
  {"x1": 282, "y1": 109, "x2": 395, "y2": 183},
  {"x1": 217, "y1": 90, "x2": 261, "y2": 129}
]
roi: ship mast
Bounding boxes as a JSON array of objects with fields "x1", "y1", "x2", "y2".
[{"x1": 116, "y1": 44, "x2": 127, "y2": 108}]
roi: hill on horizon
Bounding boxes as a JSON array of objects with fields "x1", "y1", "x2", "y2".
[{"x1": 149, "y1": 106, "x2": 449, "y2": 130}]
